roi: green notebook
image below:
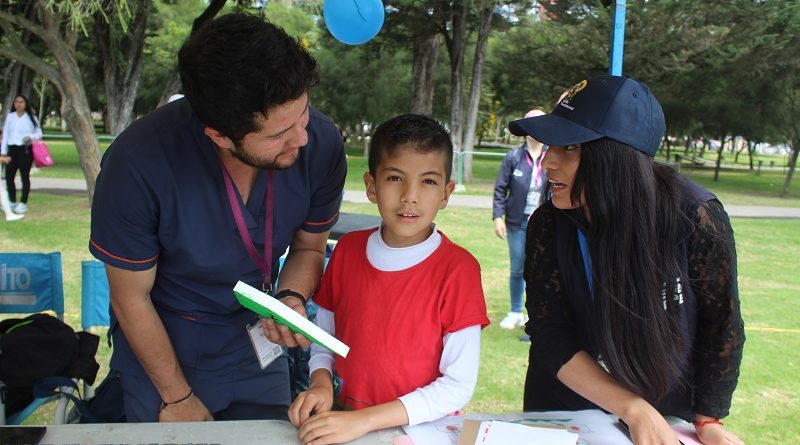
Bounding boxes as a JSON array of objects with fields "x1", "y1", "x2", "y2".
[{"x1": 233, "y1": 281, "x2": 350, "y2": 357}]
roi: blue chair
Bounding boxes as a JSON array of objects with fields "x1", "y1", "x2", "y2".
[
  {"x1": 80, "y1": 260, "x2": 110, "y2": 331},
  {"x1": 0, "y1": 252, "x2": 73, "y2": 425}
]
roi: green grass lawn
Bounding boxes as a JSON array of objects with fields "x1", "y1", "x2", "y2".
[
  {"x1": 3, "y1": 141, "x2": 799, "y2": 443},
  {"x1": 1, "y1": 192, "x2": 797, "y2": 444}
]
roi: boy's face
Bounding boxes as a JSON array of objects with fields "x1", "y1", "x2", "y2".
[{"x1": 364, "y1": 144, "x2": 455, "y2": 248}]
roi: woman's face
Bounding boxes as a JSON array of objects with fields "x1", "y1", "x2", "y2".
[
  {"x1": 542, "y1": 144, "x2": 583, "y2": 209},
  {"x1": 13, "y1": 96, "x2": 26, "y2": 113}
]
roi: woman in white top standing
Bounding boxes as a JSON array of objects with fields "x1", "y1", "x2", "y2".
[{"x1": 1, "y1": 94, "x2": 42, "y2": 215}]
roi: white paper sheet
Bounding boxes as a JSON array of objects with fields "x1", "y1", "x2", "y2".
[{"x1": 474, "y1": 420, "x2": 579, "y2": 445}]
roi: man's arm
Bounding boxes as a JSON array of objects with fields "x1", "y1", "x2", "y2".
[
  {"x1": 105, "y1": 264, "x2": 212, "y2": 422},
  {"x1": 262, "y1": 228, "x2": 329, "y2": 348}
]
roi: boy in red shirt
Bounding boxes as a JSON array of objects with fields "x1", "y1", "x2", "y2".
[{"x1": 288, "y1": 114, "x2": 490, "y2": 444}]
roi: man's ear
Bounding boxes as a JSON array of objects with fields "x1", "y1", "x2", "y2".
[
  {"x1": 439, "y1": 180, "x2": 456, "y2": 210},
  {"x1": 203, "y1": 127, "x2": 234, "y2": 150},
  {"x1": 363, "y1": 172, "x2": 378, "y2": 204}
]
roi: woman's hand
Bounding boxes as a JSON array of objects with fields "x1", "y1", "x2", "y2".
[
  {"x1": 623, "y1": 407, "x2": 681, "y2": 445},
  {"x1": 695, "y1": 420, "x2": 745, "y2": 445},
  {"x1": 297, "y1": 410, "x2": 371, "y2": 445},
  {"x1": 289, "y1": 381, "x2": 334, "y2": 427}
]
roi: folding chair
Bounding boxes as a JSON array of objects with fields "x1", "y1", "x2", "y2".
[
  {"x1": 0, "y1": 252, "x2": 74, "y2": 425},
  {"x1": 80, "y1": 260, "x2": 110, "y2": 331}
]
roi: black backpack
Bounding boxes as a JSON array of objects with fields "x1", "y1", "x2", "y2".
[{"x1": 0, "y1": 313, "x2": 100, "y2": 414}]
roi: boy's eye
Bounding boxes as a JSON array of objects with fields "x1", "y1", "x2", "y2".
[
  {"x1": 565, "y1": 145, "x2": 578, "y2": 151},
  {"x1": 422, "y1": 178, "x2": 438, "y2": 185},
  {"x1": 387, "y1": 175, "x2": 402, "y2": 182}
]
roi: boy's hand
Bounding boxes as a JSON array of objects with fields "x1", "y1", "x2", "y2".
[
  {"x1": 297, "y1": 410, "x2": 371, "y2": 445},
  {"x1": 289, "y1": 383, "x2": 334, "y2": 427}
]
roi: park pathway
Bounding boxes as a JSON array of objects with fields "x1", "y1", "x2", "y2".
[{"x1": 28, "y1": 177, "x2": 800, "y2": 219}]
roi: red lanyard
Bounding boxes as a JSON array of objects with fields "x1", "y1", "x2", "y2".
[{"x1": 219, "y1": 159, "x2": 274, "y2": 293}]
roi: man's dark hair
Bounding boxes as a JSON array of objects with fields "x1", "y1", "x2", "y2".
[
  {"x1": 178, "y1": 13, "x2": 318, "y2": 145},
  {"x1": 368, "y1": 114, "x2": 453, "y2": 181}
]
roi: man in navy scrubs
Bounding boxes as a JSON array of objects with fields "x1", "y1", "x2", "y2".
[{"x1": 89, "y1": 14, "x2": 346, "y2": 422}]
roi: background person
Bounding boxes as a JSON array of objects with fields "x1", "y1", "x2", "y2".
[
  {"x1": 1, "y1": 94, "x2": 42, "y2": 214},
  {"x1": 510, "y1": 75, "x2": 745, "y2": 445},
  {"x1": 492, "y1": 109, "x2": 547, "y2": 331},
  {"x1": 89, "y1": 13, "x2": 346, "y2": 423},
  {"x1": 288, "y1": 114, "x2": 489, "y2": 445}
]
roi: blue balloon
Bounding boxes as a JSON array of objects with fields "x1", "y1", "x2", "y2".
[{"x1": 324, "y1": 0, "x2": 385, "y2": 45}]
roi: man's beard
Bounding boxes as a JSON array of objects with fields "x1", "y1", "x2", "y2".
[{"x1": 230, "y1": 144, "x2": 299, "y2": 170}]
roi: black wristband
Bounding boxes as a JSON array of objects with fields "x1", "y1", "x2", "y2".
[
  {"x1": 160, "y1": 388, "x2": 193, "y2": 410},
  {"x1": 274, "y1": 289, "x2": 307, "y2": 308}
]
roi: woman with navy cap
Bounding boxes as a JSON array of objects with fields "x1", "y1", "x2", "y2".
[{"x1": 510, "y1": 76, "x2": 744, "y2": 445}]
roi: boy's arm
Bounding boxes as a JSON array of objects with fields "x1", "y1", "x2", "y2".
[
  {"x1": 298, "y1": 400, "x2": 408, "y2": 445},
  {"x1": 297, "y1": 325, "x2": 482, "y2": 444},
  {"x1": 398, "y1": 325, "x2": 481, "y2": 425},
  {"x1": 289, "y1": 307, "x2": 335, "y2": 427}
]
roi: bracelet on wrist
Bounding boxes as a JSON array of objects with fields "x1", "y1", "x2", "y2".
[
  {"x1": 160, "y1": 388, "x2": 193, "y2": 410},
  {"x1": 693, "y1": 419, "x2": 723, "y2": 428},
  {"x1": 274, "y1": 288, "x2": 307, "y2": 308}
]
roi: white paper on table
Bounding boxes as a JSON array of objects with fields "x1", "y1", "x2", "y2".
[
  {"x1": 402, "y1": 410, "x2": 632, "y2": 445},
  {"x1": 474, "y1": 420, "x2": 579, "y2": 445}
]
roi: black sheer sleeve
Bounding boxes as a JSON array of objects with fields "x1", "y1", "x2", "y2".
[
  {"x1": 688, "y1": 199, "x2": 745, "y2": 419},
  {"x1": 524, "y1": 203, "x2": 582, "y2": 377}
]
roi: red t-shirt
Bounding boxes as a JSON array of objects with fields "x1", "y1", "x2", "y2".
[{"x1": 313, "y1": 228, "x2": 489, "y2": 410}]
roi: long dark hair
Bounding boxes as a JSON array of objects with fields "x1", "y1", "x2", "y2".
[
  {"x1": 14, "y1": 94, "x2": 38, "y2": 129},
  {"x1": 571, "y1": 138, "x2": 690, "y2": 400}
]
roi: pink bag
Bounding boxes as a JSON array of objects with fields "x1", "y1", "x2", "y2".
[{"x1": 31, "y1": 140, "x2": 54, "y2": 167}]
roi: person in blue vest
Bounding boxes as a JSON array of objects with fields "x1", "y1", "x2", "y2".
[
  {"x1": 492, "y1": 109, "x2": 547, "y2": 333},
  {"x1": 89, "y1": 14, "x2": 346, "y2": 422},
  {"x1": 509, "y1": 76, "x2": 744, "y2": 445}
]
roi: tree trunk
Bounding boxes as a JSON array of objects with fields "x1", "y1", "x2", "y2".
[
  {"x1": 713, "y1": 135, "x2": 725, "y2": 182},
  {"x1": 2, "y1": 63, "x2": 34, "y2": 125},
  {"x1": 157, "y1": 0, "x2": 226, "y2": 106},
  {"x1": 781, "y1": 141, "x2": 798, "y2": 198},
  {"x1": 96, "y1": 0, "x2": 151, "y2": 136},
  {"x1": 446, "y1": 3, "x2": 468, "y2": 183},
  {"x1": 748, "y1": 141, "x2": 754, "y2": 170},
  {"x1": 409, "y1": 33, "x2": 442, "y2": 115},
  {"x1": 0, "y1": 4, "x2": 102, "y2": 201},
  {"x1": 461, "y1": 1, "x2": 494, "y2": 182}
]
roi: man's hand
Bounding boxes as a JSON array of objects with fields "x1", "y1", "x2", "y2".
[
  {"x1": 0, "y1": 155, "x2": 10, "y2": 164},
  {"x1": 494, "y1": 217, "x2": 507, "y2": 239},
  {"x1": 262, "y1": 295, "x2": 311, "y2": 348},
  {"x1": 158, "y1": 393, "x2": 213, "y2": 422}
]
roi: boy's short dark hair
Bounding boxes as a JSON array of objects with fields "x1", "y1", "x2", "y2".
[
  {"x1": 368, "y1": 114, "x2": 454, "y2": 181},
  {"x1": 178, "y1": 13, "x2": 318, "y2": 146}
]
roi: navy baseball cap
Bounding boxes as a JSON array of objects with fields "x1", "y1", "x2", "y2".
[{"x1": 508, "y1": 75, "x2": 666, "y2": 157}]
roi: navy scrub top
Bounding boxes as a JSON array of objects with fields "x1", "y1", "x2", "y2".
[{"x1": 89, "y1": 98, "x2": 346, "y2": 375}]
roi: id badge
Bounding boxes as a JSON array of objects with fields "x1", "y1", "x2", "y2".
[{"x1": 247, "y1": 320, "x2": 284, "y2": 370}]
